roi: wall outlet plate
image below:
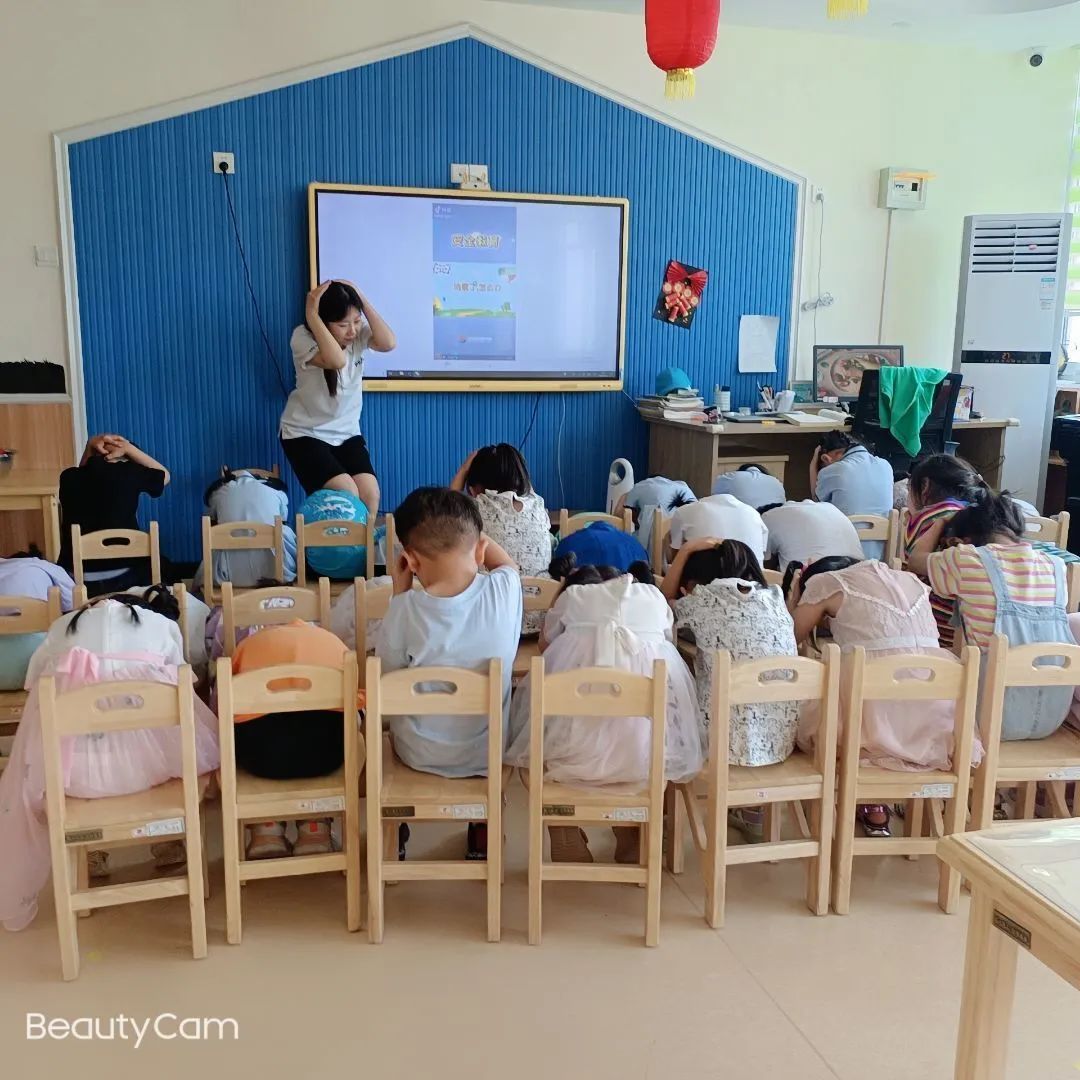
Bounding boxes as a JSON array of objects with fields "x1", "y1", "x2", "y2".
[
  {"x1": 450, "y1": 162, "x2": 490, "y2": 188},
  {"x1": 212, "y1": 152, "x2": 235, "y2": 174}
]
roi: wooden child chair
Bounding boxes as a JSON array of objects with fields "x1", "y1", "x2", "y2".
[
  {"x1": 651, "y1": 509, "x2": 671, "y2": 573},
  {"x1": 676, "y1": 646, "x2": 842, "y2": 928},
  {"x1": 558, "y1": 508, "x2": 633, "y2": 538},
  {"x1": 970, "y1": 634, "x2": 1080, "y2": 827},
  {"x1": 296, "y1": 513, "x2": 376, "y2": 589},
  {"x1": 527, "y1": 656, "x2": 667, "y2": 947},
  {"x1": 832, "y1": 646, "x2": 980, "y2": 915},
  {"x1": 220, "y1": 580, "x2": 331, "y2": 658},
  {"x1": 353, "y1": 582, "x2": 392, "y2": 674},
  {"x1": 40, "y1": 669, "x2": 208, "y2": 980},
  {"x1": 1023, "y1": 511, "x2": 1070, "y2": 550},
  {"x1": 383, "y1": 513, "x2": 396, "y2": 571},
  {"x1": 846, "y1": 511, "x2": 900, "y2": 563},
  {"x1": 365, "y1": 657, "x2": 505, "y2": 944},
  {"x1": 512, "y1": 577, "x2": 562, "y2": 680},
  {"x1": 216, "y1": 653, "x2": 363, "y2": 944},
  {"x1": 71, "y1": 522, "x2": 162, "y2": 591},
  {"x1": 0, "y1": 587, "x2": 62, "y2": 774},
  {"x1": 201, "y1": 516, "x2": 287, "y2": 605}
]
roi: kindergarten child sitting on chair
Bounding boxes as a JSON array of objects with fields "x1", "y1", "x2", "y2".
[{"x1": 375, "y1": 487, "x2": 522, "y2": 859}]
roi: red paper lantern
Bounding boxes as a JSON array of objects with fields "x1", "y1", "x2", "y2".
[{"x1": 646, "y1": 0, "x2": 721, "y2": 100}]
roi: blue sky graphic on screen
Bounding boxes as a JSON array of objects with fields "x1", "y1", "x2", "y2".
[
  {"x1": 432, "y1": 201, "x2": 516, "y2": 365},
  {"x1": 314, "y1": 190, "x2": 624, "y2": 382}
]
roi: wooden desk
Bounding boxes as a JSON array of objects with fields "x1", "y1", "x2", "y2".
[
  {"x1": 938, "y1": 821, "x2": 1080, "y2": 1080},
  {"x1": 642, "y1": 414, "x2": 1018, "y2": 499},
  {"x1": 0, "y1": 470, "x2": 61, "y2": 561}
]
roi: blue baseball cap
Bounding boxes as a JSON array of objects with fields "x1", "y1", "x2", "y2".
[
  {"x1": 655, "y1": 367, "x2": 693, "y2": 398},
  {"x1": 554, "y1": 522, "x2": 650, "y2": 572}
]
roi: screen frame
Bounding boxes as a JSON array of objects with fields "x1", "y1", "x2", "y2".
[{"x1": 308, "y1": 182, "x2": 628, "y2": 392}]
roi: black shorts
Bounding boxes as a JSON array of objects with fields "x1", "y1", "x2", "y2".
[
  {"x1": 234, "y1": 710, "x2": 344, "y2": 780},
  {"x1": 281, "y1": 434, "x2": 376, "y2": 495}
]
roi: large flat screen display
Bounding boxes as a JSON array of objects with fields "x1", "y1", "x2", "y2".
[{"x1": 309, "y1": 184, "x2": 627, "y2": 390}]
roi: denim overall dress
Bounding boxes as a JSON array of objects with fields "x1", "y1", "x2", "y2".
[{"x1": 965, "y1": 546, "x2": 1074, "y2": 741}]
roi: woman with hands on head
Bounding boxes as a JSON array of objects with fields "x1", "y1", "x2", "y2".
[{"x1": 280, "y1": 280, "x2": 396, "y2": 520}]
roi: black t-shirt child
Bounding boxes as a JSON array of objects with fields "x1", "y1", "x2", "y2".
[{"x1": 58, "y1": 456, "x2": 166, "y2": 573}]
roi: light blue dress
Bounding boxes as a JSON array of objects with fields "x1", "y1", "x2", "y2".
[{"x1": 815, "y1": 445, "x2": 894, "y2": 559}]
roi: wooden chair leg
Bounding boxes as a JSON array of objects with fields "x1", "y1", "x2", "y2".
[
  {"x1": 905, "y1": 798, "x2": 924, "y2": 861},
  {"x1": 679, "y1": 784, "x2": 706, "y2": 853},
  {"x1": 222, "y1": 813, "x2": 242, "y2": 945},
  {"x1": 487, "y1": 804, "x2": 502, "y2": 944},
  {"x1": 1046, "y1": 782, "x2": 1070, "y2": 819},
  {"x1": 55, "y1": 848, "x2": 80, "y2": 981},
  {"x1": 832, "y1": 786, "x2": 857, "y2": 915},
  {"x1": 793, "y1": 800, "x2": 812, "y2": 840},
  {"x1": 644, "y1": 822, "x2": 662, "y2": 948},
  {"x1": 763, "y1": 802, "x2": 782, "y2": 863},
  {"x1": 527, "y1": 807, "x2": 543, "y2": 947},
  {"x1": 664, "y1": 784, "x2": 685, "y2": 875},
  {"x1": 186, "y1": 818, "x2": 208, "y2": 961},
  {"x1": 703, "y1": 786, "x2": 728, "y2": 929},
  {"x1": 74, "y1": 848, "x2": 90, "y2": 919},
  {"x1": 345, "y1": 809, "x2": 362, "y2": 934},
  {"x1": 1017, "y1": 782, "x2": 1037, "y2": 820},
  {"x1": 201, "y1": 817, "x2": 211, "y2": 901},
  {"x1": 939, "y1": 795, "x2": 965, "y2": 915},
  {"x1": 806, "y1": 796, "x2": 832, "y2": 917},
  {"x1": 367, "y1": 821, "x2": 388, "y2": 945}
]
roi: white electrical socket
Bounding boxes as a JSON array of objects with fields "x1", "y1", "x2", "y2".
[
  {"x1": 212, "y1": 152, "x2": 235, "y2": 175},
  {"x1": 450, "y1": 163, "x2": 490, "y2": 188},
  {"x1": 810, "y1": 184, "x2": 826, "y2": 204}
]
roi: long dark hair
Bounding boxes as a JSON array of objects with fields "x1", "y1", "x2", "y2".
[
  {"x1": 942, "y1": 491, "x2": 1025, "y2": 547},
  {"x1": 310, "y1": 281, "x2": 364, "y2": 399},
  {"x1": 675, "y1": 540, "x2": 766, "y2": 592},
  {"x1": 549, "y1": 552, "x2": 653, "y2": 599},
  {"x1": 66, "y1": 587, "x2": 180, "y2": 635},
  {"x1": 465, "y1": 444, "x2": 532, "y2": 497},
  {"x1": 782, "y1": 555, "x2": 861, "y2": 599},
  {"x1": 908, "y1": 454, "x2": 987, "y2": 509}
]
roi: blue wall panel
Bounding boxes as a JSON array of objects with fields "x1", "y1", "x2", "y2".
[{"x1": 69, "y1": 37, "x2": 798, "y2": 560}]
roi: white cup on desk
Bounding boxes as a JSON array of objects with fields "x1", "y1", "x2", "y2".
[{"x1": 776, "y1": 390, "x2": 796, "y2": 413}]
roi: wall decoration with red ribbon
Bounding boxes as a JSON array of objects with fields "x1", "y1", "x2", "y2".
[
  {"x1": 645, "y1": 0, "x2": 722, "y2": 99},
  {"x1": 654, "y1": 260, "x2": 709, "y2": 330}
]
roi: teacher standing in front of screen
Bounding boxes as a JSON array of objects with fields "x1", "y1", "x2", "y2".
[{"x1": 280, "y1": 280, "x2": 396, "y2": 520}]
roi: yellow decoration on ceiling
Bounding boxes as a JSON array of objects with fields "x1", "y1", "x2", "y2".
[{"x1": 827, "y1": 0, "x2": 868, "y2": 18}]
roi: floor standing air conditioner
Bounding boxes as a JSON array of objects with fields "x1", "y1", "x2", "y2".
[{"x1": 953, "y1": 212, "x2": 1071, "y2": 508}]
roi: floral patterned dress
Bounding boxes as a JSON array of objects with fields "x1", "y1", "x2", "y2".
[
  {"x1": 475, "y1": 490, "x2": 553, "y2": 635},
  {"x1": 674, "y1": 580, "x2": 799, "y2": 766}
]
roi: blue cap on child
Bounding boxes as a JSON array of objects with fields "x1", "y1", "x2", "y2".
[{"x1": 553, "y1": 522, "x2": 650, "y2": 572}]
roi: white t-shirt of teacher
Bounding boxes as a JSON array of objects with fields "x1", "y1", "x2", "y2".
[{"x1": 279, "y1": 324, "x2": 372, "y2": 446}]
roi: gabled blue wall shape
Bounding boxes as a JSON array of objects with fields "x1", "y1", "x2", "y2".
[{"x1": 69, "y1": 35, "x2": 798, "y2": 560}]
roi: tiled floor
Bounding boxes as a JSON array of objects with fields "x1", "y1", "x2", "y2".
[{"x1": 2, "y1": 787, "x2": 1077, "y2": 1080}]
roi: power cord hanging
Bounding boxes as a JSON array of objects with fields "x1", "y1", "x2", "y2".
[{"x1": 218, "y1": 166, "x2": 289, "y2": 397}]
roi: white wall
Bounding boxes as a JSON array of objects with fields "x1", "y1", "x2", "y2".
[{"x1": 2, "y1": 0, "x2": 1076, "y2": 386}]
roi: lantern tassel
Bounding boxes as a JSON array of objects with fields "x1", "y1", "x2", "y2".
[
  {"x1": 827, "y1": 0, "x2": 868, "y2": 18},
  {"x1": 664, "y1": 68, "x2": 696, "y2": 100}
]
